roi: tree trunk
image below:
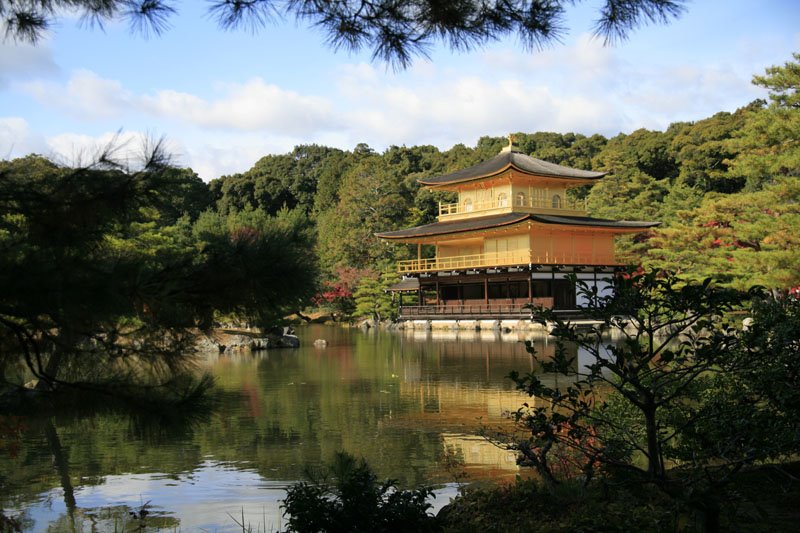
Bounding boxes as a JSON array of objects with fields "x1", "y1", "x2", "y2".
[
  {"x1": 35, "y1": 329, "x2": 75, "y2": 392},
  {"x1": 34, "y1": 350, "x2": 63, "y2": 391},
  {"x1": 643, "y1": 404, "x2": 664, "y2": 479}
]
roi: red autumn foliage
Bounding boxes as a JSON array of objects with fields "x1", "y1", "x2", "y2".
[
  {"x1": 702, "y1": 219, "x2": 730, "y2": 228},
  {"x1": 618, "y1": 266, "x2": 645, "y2": 280},
  {"x1": 313, "y1": 267, "x2": 376, "y2": 313}
]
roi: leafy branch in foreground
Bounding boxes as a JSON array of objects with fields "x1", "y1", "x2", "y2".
[
  {"x1": 4, "y1": 0, "x2": 686, "y2": 68},
  {"x1": 497, "y1": 268, "x2": 800, "y2": 530}
]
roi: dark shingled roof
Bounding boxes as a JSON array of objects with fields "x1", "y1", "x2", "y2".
[
  {"x1": 385, "y1": 277, "x2": 420, "y2": 292},
  {"x1": 418, "y1": 151, "x2": 607, "y2": 186},
  {"x1": 532, "y1": 214, "x2": 661, "y2": 229},
  {"x1": 375, "y1": 213, "x2": 659, "y2": 240},
  {"x1": 377, "y1": 213, "x2": 530, "y2": 239}
]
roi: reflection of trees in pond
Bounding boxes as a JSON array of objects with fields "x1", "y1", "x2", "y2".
[
  {"x1": 0, "y1": 392, "x2": 212, "y2": 524},
  {"x1": 43, "y1": 420, "x2": 75, "y2": 515},
  {"x1": 202, "y1": 330, "x2": 583, "y2": 485},
  {"x1": 442, "y1": 434, "x2": 518, "y2": 475},
  {"x1": 43, "y1": 503, "x2": 181, "y2": 532}
]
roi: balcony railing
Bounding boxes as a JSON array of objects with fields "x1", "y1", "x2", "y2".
[
  {"x1": 397, "y1": 249, "x2": 617, "y2": 273},
  {"x1": 438, "y1": 196, "x2": 586, "y2": 218},
  {"x1": 400, "y1": 300, "x2": 554, "y2": 318},
  {"x1": 398, "y1": 250, "x2": 531, "y2": 273}
]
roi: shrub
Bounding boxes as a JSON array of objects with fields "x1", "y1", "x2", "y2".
[{"x1": 282, "y1": 452, "x2": 439, "y2": 532}]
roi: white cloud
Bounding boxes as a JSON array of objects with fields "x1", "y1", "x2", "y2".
[
  {"x1": 5, "y1": 27, "x2": 784, "y2": 181},
  {"x1": 21, "y1": 71, "x2": 336, "y2": 135},
  {"x1": 33, "y1": 128, "x2": 301, "y2": 181},
  {"x1": 328, "y1": 32, "x2": 770, "y2": 150},
  {"x1": 0, "y1": 117, "x2": 49, "y2": 158},
  {"x1": 139, "y1": 79, "x2": 334, "y2": 133},
  {"x1": 22, "y1": 69, "x2": 131, "y2": 120},
  {"x1": 330, "y1": 48, "x2": 626, "y2": 149}
]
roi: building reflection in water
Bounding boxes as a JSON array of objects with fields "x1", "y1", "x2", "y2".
[{"x1": 388, "y1": 328, "x2": 587, "y2": 475}]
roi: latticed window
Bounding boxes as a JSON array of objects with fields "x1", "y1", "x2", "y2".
[
  {"x1": 516, "y1": 192, "x2": 526, "y2": 206},
  {"x1": 463, "y1": 198, "x2": 473, "y2": 212},
  {"x1": 497, "y1": 193, "x2": 509, "y2": 207},
  {"x1": 552, "y1": 194, "x2": 562, "y2": 208}
]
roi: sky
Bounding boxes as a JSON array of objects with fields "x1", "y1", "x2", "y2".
[{"x1": 1, "y1": 1, "x2": 798, "y2": 181}]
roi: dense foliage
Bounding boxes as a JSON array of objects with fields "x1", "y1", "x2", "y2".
[
  {"x1": 0, "y1": 145, "x2": 317, "y2": 394},
  {"x1": 502, "y1": 269, "x2": 800, "y2": 530}
]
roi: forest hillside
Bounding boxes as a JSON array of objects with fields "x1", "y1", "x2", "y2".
[{"x1": 208, "y1": 54, "x2": 799, "y2": 311}]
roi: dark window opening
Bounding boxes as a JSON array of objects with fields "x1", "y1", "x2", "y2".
[
  {"x1": 441, "y1": 285, "x2": 459, "y2": 301},
  {"x1": 488, "y1": 283, "x2": 508, "y2": 299},
  {"x1": 532, "y1": 280, "x2": 551, "y2": 297},
  {"x1": 462, "y1": 283, "x2": 484, "y2": 300},
  {"x1": 509, "y1": 281, "x2": 528, "y2": 299}
]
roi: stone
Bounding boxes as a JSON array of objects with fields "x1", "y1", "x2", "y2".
[
  {"x1": 314, "y1": 339, "x2": 328, "y2": 348},
  {"x1": 195, "y1": 334, "x2": 222, "y2": 353},
  {"x1": 280, "y1": 334, "x2": 301, "y2": 348}
]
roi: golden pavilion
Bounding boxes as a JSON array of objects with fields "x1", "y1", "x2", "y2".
[{"x1": 376, "y1": 138, "x2": 659, "y2": 319}]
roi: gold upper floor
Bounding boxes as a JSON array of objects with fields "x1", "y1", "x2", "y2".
[{"x1": 437, "y1": 176, "x2": 587, "y2": 221}]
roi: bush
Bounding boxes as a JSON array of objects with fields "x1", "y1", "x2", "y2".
[
  {"x1": 282, "y1": 452, "x2": 439, "y2": 532},
  {"x1": 438, "y1": 477, "x2": 677, "y2": 532}
]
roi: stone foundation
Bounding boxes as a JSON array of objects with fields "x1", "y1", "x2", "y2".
[{"x1": 399, "y1": 318, "x2": 551, "y2": 333}]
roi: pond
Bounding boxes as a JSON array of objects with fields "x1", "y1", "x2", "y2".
[{"x1": 1, "y1": 325, "x2": 574, "y2": 531}]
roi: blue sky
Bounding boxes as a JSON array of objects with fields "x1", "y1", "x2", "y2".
[{"x1": 1, "y1": 0, "x2": 798, "y2": 181}]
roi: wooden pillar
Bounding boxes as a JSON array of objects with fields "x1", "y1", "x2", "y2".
[
  {"x1": 435, "y1": 281, "x2": 440, "y2": 306},
  {"x1": 417, "y1": 243, "x2": 421, "y2": 260},
  {"x1": 484, "y1": 278, "x2": 489, "y2": 305},
  {"x1": 528, "y1": 276, "x2": 533, "y2": 303}
]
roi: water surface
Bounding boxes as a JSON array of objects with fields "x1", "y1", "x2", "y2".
[{"x1": 1, "y1": 325, "x2": 565, "y2": 531}]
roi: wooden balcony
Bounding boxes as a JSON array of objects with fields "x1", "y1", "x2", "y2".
[
  {"x1": 397, "y1": 250, "x2": 532, "y2": 274},
  {"x1": 438, "y1": 196, "x2": 586, "y2": 220},
  {"x1": 397, "y1": 249, "x2": 617, "y2": 273}
]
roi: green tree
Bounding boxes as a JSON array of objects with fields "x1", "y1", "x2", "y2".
[
  {"x1": 317, "y1": 153, "x2": 415, "y2": 273},
  {"x1": 729, "y1": 53, "x2": 800, "y2": 191},
  {"x1": 0, "y1": 148, "x2": 316, "y2": 394},
  {"x1": 638, "y1": 54, "x2": 800, "y2": 290},
  {"x1": 507, "y1": 269, "x2": 800, "y2": 530},
  {"x1": 670, "y1": 108, "x2": 753, "y2": 193},
  {"x1": 645, "y1": 181, "x2": 800, "y2": 289},
  {"x1": 5, "y1": 1, "x2": 687, "y2": 68},
  {"x1": 353, "y1": 267, "x2": 399, "y2": 323},
  {"x1": 210, "y1": 145, "x2": 350, "y2": 217}
]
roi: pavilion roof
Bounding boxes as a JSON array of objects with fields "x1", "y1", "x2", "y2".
[
  {"x1": 375, "y1": 212, "x2": 659, "y2": 240},
  {"x1": 384, "y1": 277, "x2": 421, "y2": 292},
  {"x1": 418, "y1": 150, "x2": 607, "y2": 187}
]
